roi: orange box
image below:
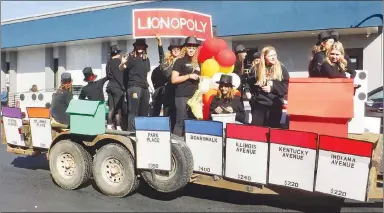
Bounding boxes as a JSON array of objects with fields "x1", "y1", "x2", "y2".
[{"x1": 287, "y1": 78, "x2": 354, "y2": 138}]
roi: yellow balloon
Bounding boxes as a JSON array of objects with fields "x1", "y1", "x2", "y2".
[
  {"x1": 219, "y1": 65, "x2": 235, "y2": 74},
  {"x1": 201, "y1": 59, "x2": 220, "y2": 78}
]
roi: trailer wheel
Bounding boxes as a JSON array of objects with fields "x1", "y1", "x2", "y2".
[
  {"x1": 49, "y1": 140, "x2": 92, "y2": 190},
  {"x1": 92, "y1": 143, "x2": 138, "y2": 197},
  {"x1": 141, "y1": 140, "x2": 194, "y2": 193}
]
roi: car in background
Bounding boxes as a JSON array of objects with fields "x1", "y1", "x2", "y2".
[
  {"x1": 365, "y1": 86, "x2": 383, "y2": 132},
  {"x1": 365, "y1": 86, "x2": 383, "y2": 117}
]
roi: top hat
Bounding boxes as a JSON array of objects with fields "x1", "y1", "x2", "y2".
[
  {"x1": 234, "y1": 44, "x2": 247, "y2": 54},
  {"x1": 61, "y1": 72, "x2": 72, "y2": 82},
  {"x1": 183, "y1": 36, "x2": 200, "y2": 47},
  {"x1": 216, "y1": 74, "x2": 233, "y2": 87},
  {"x1": 82, "y1": 67, "x2": 97, "y2": 82},
  {"x1": 316, "y1": 31, "x2": 333, "y2": 46},
  {"x1": 329, "y1": 30, "x2": 340, "y2": 42},
  {"x1": 133, "y1": 38, "x2": 148, "y2": 48},
  {"x1": 168, "y1": 38, "x2": 183, "y2": 51},
  {"x1": 109, "y1": 45, "x2": 122, "y2": 55},
  {"x1": 252, "y1": 52, "x2": 261, "y2": 60}
]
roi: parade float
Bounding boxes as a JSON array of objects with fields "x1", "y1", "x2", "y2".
[{"x1": 1, "y1": 8, "x2": 382, "y2": 212}]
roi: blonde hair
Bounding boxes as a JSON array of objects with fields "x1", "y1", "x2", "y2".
[
  {"x1": 325, "y1": 41, "x2": 348, "y2": 72},
  {"x1": 161, "y1": 51, "x2": 178, "y2": 70},
  {"x1": 57, "y1": 83, "x2": 72, "y2": 94},
  {"x1": 179, "y1": 46, "x2": 199, "y2": 69},
  {"x1": 216, "y1": 86, "x2": 235, "y2": 99},
  {"x1": 256, "y1": 46, "x2": 283, "y2": 85},
  {"x1": 130, "y1": 49, "x2": 148, "y2": 60},
  {"x1": 308, "y1": 45, "x2": 321, "y2": 71},
  {"x1": 311, "y1": 45, "x2": 321, "y2": 58},
  {"x1": 250, "y1": 57, "x2": 260, "y2": 72}
]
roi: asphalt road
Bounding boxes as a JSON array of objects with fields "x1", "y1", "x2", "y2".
[{"x1": 0, "y1": 144, "x2": 382, "y2": 212}]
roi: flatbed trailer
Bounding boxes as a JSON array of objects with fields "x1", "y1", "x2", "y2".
[{"x1": 1, "y1": 119, "x2": 382, "y2": 212}]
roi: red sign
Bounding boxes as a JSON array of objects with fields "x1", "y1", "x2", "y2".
[{"x1": 132, "y1": 9, "x2": 213, "y2": 40}]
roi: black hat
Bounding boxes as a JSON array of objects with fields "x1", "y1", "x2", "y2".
[
  {"x1": 109, "y1": 45, "x2": 122, "y2": 55},
  {"x1": 82, "y1": 67, "x2": 97, "y2": 82},
  {"x1": 329, "y1": 30, "x2": 340, "y2": 42},
  {"x1": 183, "y1": 36, "x2": 200, "y2": 47},
  {"x1": 252, "y1": 52, "x2": 261, "y2": 60},
  {"x1": 61, "y1": 72, "x2": 71, "y2": 82},
  {"x1": 235, "y1": 44, "x2": 247, "y2": 54},
  {"x1": 316, "y1": 31, "x2": 333, "y2": 46},
  {"x1": 168, "y1": 38, "x2": 183, "y2": 51},
  {"x1": 133, "y1": 38, "x2": 148, "y2": 48},
  {"x1": 216, "y1": 74, "x2": 233, "y2": 87}
]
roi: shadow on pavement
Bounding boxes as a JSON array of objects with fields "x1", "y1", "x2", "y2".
[
  {"x1": 137, "y1": 182, "x2": 383, "y2": 213},
  {"x1": 10, "y1": 155, "x2": 50, "y2": 171}
]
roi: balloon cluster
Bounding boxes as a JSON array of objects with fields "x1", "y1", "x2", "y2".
[{"x1": 197, "y1": 37, "x2": 241, "y2": 119}]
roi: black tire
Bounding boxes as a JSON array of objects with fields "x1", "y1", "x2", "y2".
[
  {"x1": 92, "y1": 143, "x2": 139, "y2": 197},
  {"x1": 49, "y1": 140, "x2": 92, "y2": 190},
  {"x1": 141, "y1": 137, "x2": 194, "y2": 193}
]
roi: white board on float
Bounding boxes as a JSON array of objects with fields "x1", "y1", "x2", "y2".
[
  {"x1": 26, "y1": 107, "x2": 53, "y2": 149},
  {"x1": 225, "y1": 123, "x2": 269, "y2": 185},
  {"x1": 315, "y1": 135, "x2": 373, "y2": 202},
  {"x1": 1, "y1": 107, "x2": 26, "y2": 147},
  {"x1": 268, "y1": 129, "x2": 317, "y2": 192},
  {"x1": 135, "y1": 117, "x2": 171, "y2": 171},
  {"x1": 185, "y1": 120, "x2": 223, "y2": 176}
]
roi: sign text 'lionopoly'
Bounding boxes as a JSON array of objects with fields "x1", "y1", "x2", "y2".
[
  {"x1": 135, "y1": 117, "x2": 171, "y2": 171},
  {"x1": 185, "y1": 120, "x2": 223, "y2": 176},
  {"x1": 268, "y1": 129, "x2": 317, "y2": 192},
  {"x1": 225, "y1": 124, "x2": 269, "y2": 184},
  {"x1": 315, "y1": 135, "x2": 373, "y2": 202},
  {"x1": 133, "y1": 8, "x2": 213, "y2": 40}
]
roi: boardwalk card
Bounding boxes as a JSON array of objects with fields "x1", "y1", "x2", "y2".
[
  {"x1": 135, "y1": 117, "x2": 171, "y2": 171},
  {"x1": 315, "y1": 135, "x2": 373, "y2": 201},
  {"x1": 185, "y1": 120, "x2": 223, "y2": 176},
  {"x1": 26, "y1": 107, "x2": 53, "y2": 149},
  {"x1": 1, "y1": 107, "x2": 26, "y2": 147},
  {"x1": 225, "y1": 124, "x2": 269, "y2": 184},
  {"x1": 268, "y1": 129, "x2": 317, "y2": 192}
]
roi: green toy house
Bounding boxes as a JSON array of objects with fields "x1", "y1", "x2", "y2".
[{"x1": 65, "y1": 99, "x2": 108, "y2": 136}]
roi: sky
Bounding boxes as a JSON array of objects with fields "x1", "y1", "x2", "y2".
[{"x1": 1, "y1": 1, "x2": 124, "y2": 21}]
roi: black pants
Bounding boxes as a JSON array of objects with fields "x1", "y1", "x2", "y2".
[
  {"x1": 151, "y1": 87, "x2": 164, "y2": 116},
  {"x1": 127, "y1": 86, "x2": 150, "y2": 131},
  {"x1": 250, "y1": 101, "x2": 282, "y2": 128},
  {"x1": 163, "y1": 101, "x2": 176, "y2": 133},
  {"x1": 163, "y1": 84, "x2": 176, "y2": 132},
  {"x1": 173, "y1": 97, "x2": 195, "y2": 137},
  {"x1": 107, "y1": 87, "x2": 124, "y2": 126}
]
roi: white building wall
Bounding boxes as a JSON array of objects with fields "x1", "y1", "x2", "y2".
[
  {"x1": 66, "y1": 42, "x2": 102, "y2": 86},
  {"x1": 235, "y1": 32, "x2": 383, "y2": 91},
  {"x1": 362, "y1": 33, "x2": 383, "y2": 91},
  {"x1": 16, "y1": 48, "x2": 46, "y2": 93}
]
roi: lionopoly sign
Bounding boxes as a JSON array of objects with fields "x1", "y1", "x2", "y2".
[{"x1": 132, "y1": 8, "x2": 213, "y2": 40}]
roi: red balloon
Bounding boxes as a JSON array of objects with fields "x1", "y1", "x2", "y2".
[
  {"x1": 198, "y1": 46, "x2": 212, "y2": 63},
  {"x1": 215, "y1": 49, "x2": 236, "y2": 67},
  {"x1": 216, "y1": 39, "x2": 228, "y2": 51},
  {"x1": 201, "y1": 37, "x2": 223, "y2": 58}
]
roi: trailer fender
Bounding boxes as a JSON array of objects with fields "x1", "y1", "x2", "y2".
[
  {"x1": 89, "y1": 134, "x2": 136, "y2": 158},
  {"x1": 48, "y1": 132, "x2": 135, "y2": 160}
]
